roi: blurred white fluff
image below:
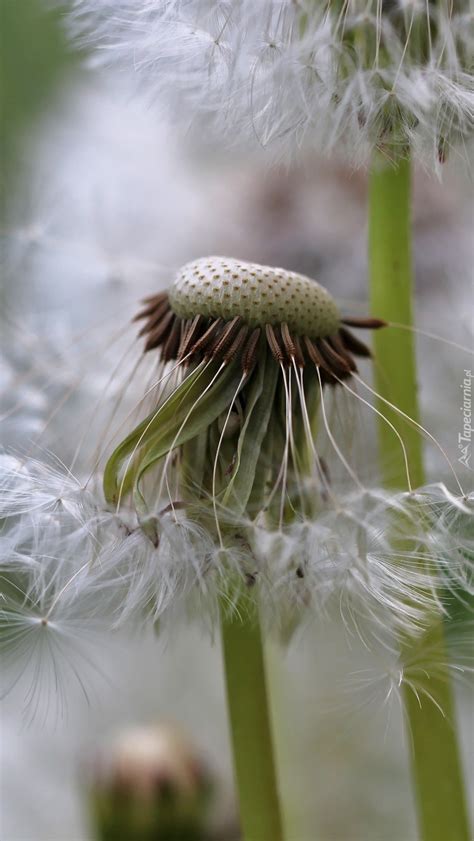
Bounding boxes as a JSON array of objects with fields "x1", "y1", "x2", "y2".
[
  {"x1": 1, "y1": 71, "x2": 230, "y2": 468},
  {"x1": 69, "y1": 0, "x2": 474, "y2": 165},
  {"x1": 3, "y1": 73, "x2": 207, "y2": 320},
  {"x1": 0, "y1": 454, "x2": 216, "y2": 720},
  {"x1": 345, "y1": 618, "x2": 474, "y2": 725},
  {"x1": 253, "y1": 485, "x2": 474, "y2": 643},
  {"x1": 2, "y1": 453, "x2": 472, "y2": 718},
  {"x1": 0, "y1": 454, "x2": 218, "y2": 619}
]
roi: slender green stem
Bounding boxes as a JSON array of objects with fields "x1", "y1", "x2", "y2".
[
  {"x1": 221, "y1": 600, "x2": 284, "y2": 841},
  {"x1": 369, "y1": 154, "x2": 469, "y2": 841},
  {"x1": 369, "y1": 155, "x2": 423, "y2": 490}
]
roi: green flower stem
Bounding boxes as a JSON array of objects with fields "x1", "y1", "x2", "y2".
[
  {"x1": 369, "y1": 155, "x2": 423, "y2": 490},
  {"x1": 369, "y1": 154, "x2": 469, "y2": 841},
  {"x1": 221, "y1": 601, "x2": 284, "y2": 841}
]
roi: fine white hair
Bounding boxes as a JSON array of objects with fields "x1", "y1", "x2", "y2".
[{"x1": 69, "y1": 0, "x2": 474, "y2": 167}]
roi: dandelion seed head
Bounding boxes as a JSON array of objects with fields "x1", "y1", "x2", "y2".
[
  {"x1": 96, "y1": 257, "x2": 472, "y2": 646},
  {"x1": 69, "y1": 0, "x2": 474, "y2": 166}
]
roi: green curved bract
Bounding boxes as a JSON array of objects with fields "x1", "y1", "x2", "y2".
[{"x1": 103, "y1": 359, "x2": 244, "y2": 507}]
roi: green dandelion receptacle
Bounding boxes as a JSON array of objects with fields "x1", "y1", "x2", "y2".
[
  {"x1": 169, "y1": 257, "x2": 341, "y2": 337},
  {"x1": 136, "y1": 256, "x2": 384, "y2": 376}
]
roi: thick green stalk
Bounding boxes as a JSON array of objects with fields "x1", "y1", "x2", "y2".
[
  {"x1": 221, "y1": 602, "x2": 284, "y2": 841},
  {"x1": 369, "y1": 155, "x2": 469, "y2": 841}
]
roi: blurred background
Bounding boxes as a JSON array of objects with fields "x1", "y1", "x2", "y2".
[{"x1": 1, "y1": 3, "x2": 472, "y2": 840}]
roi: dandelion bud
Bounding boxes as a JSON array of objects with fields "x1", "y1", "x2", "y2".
[{"x1": 90, "y1": 724, "x2": 212, "y2": 841}]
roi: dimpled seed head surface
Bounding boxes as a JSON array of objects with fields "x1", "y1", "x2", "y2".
[{"x1": 169, "y1": 257, "x2": 341, "y2": 338}]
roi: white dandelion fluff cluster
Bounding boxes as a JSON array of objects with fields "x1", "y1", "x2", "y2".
[
  {"x1": 69, "y1": 0, "x2": 474, "y2": 164},
  {"x1": 252, "y1": 484, "x2": 474, "y2": 640},
  {"x1": 1, "y1": 449, "x2": 472, "y2": 718},
  {"x1": 0, "y1": 454, "x2": 216, "y2": 718}
]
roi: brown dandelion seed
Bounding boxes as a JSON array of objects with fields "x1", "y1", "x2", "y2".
[
  {"x1": 265, "y1": 324, "x2": 286, "y2": 364},
  {"x1": 223, "y1": 325, "x2": 250, "y2": 365},
  {"x1": 339, "y1": 327, "x2": 372, "y2": 358},
  {"x1": 143, "y1": 310, "x2": 175, "y2": 352},
  {"x1": 341, "y1": 317, "x2": 387, "y2": 329},
  {"x1": 317, "y1": 338, "x2": 352, "y2": 377},
  {"x1": 328, "y1": 333, "x2": 358, "y2": 372},
  {"x1": 207, "y1": 316, "x2": 243, "y2": 361},
  {"x1": 241, "y1": 328, "x2": 261, "y2": 375},
  {"x1": 191, "y1": 318, "x2": 224, "y2": 357},
  {"x1": 177, "y1": 314, "x2": 207, "y2": 360},
  {"x1": 280, "y1": 322, "x2": 297, "y2": 362},
  {"x1": 161, "y1": 317, "x2": 183, "y2": 361},
  {"x1": 137, "y1": 299, "x2": 172, "y2": 335}
]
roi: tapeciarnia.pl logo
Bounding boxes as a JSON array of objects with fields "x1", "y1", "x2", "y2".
[{"x1": 458, "y1": 369, "x2": 472, "y2": 469}]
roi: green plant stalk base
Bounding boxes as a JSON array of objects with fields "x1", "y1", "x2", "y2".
[
  {"x1": 221, "y1": 604, "x2": 284, "y2": 841},
  {"x1": 403, "y1": 621, "x2": 470, "y2": 841},
  {"x1": 369, "y1": 155, "x2": 469, "y2": 841}
]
